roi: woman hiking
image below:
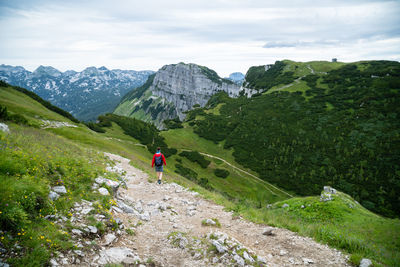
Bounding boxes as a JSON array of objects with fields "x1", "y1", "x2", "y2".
[{"x1": 152, "y1": 147, "x2": 166, "y2": 184}]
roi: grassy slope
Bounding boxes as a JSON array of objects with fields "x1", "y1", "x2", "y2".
[
  {"x1": 1, "y1": 75, "x2": 400, "y2": 267},
  {"x1": 160, "y1": 124, "x2": 291, "y2": 203}
]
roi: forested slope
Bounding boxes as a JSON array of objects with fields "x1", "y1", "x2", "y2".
[{"x1": 186, "y1": 60, "x2": 400, "y2": 217}]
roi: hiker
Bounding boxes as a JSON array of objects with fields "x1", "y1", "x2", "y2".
[{"x1": 152, "y1": 147, "x2": 166, "y2": 184}]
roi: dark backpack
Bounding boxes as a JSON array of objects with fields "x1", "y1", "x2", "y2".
[{"x1": 155, "y1": 154, "x2": 163, "y2": 166}]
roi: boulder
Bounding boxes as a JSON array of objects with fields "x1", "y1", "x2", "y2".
[
  {"x1": 360, "y1": 258, "x2": 372, "y2": 267},
  {"x1": 323, "y1": 186, "x2": 337, "y2": 194}
]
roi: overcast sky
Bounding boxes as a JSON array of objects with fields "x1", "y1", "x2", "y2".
[{"x1": 0, "y1": 0, "x2": 399, "y2": 76}]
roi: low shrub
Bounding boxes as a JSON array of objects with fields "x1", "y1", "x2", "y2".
[{"x1": 214, "y1": 168, "x2": 230, "y2": 178}]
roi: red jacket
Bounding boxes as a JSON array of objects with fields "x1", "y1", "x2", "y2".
[{"x1": 152, "y1": 153, "x2": 166, "y2": 167}]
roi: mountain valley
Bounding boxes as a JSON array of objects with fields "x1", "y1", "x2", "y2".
[{"x1": 0, "y1": 59, "x2": 400, "y2": 267}]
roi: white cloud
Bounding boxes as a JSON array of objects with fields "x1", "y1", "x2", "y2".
[{"x1": 0, "y1": 0, "x2": 399, "y2": 76}]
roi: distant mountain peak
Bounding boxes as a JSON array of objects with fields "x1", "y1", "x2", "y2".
[
  {"x1": 33, "y1": 65, "x2": 62, "y2": 77},
  {"x1": 0, "y1": 64, "x2": 155, "y2": 121},
  {"x1": 226, "y1": 72, "x2": 245, "y2": 85}
]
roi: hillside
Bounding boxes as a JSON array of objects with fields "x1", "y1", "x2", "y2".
[
  {"x1": 1, "y1": 82, "x2": 400, "y2": 266},
  {"x1": 0, "y1": 64, "x2": 154, "y2": 121},
  {"x1": 183, "y1": 60, "x2": 400, "y2": 218},
  {"x1": 113, "y1": 63, "x2": 241, "y2": 129}
]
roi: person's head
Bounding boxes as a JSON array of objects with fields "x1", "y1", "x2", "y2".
[{"x1": 157, "y1": 147, "x2": 161, "y2": 152}]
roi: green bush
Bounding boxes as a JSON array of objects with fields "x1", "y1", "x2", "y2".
[
  {"x1": 179, "y1": 151, "x2": 210, "y2": 168},
  {"x1": 214, "y1": 168, "x2": 229, "y2": 178},
  {"x1": 85, "y1": 122, "x2": 106, "y2": 133},
  {"x1": 198, "y1": 177, "x2": 213, "y2": 190},
  {"x1": 174, "y1": 164, "x2": 198, "y2": 181},
  {"x1": 0, "y1": 104, "x2": 8, "y2": 120},
  {"x1": 163, "y1": 117, "x2": 183, "y2": 129},
  {"x1": 9, "y1": 113, "x2": 28, "y2": 125}
]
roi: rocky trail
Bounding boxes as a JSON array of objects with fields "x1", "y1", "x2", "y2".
[{"x1": 55, "y1": 153, "x2": 350, "y2": 267}]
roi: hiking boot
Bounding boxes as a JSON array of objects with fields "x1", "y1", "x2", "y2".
[{"x1": 157, "y1": 179, "x2": 161, "y2": 184}]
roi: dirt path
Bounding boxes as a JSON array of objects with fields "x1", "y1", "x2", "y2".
[{"x1": 96, "y1": 153, "x2": 350, "y2": 267}]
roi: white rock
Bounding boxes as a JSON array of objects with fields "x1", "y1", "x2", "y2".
[
  {"x1": 279, "y1": 249, "x2": 288, "y2": 256},
  {"x1": 0, "y1": 123, "x2": 10, "y2": 133},
  {"x1": 98, "y1": 187, "x2": 109, "y2": 196},
  {"x1": 139, "y1": 211, "x2": 150, "y2": 221},
  {"x1": 257, "y1": 256, "x2": 267, "y2": 264},
  {"x1": 159, "y1": 203, "x2": 167, "y2": 211},
  {"x1": 193, "y1": 252, "x2": 202, "y2": 260},
  {"x1": 135, "y1": 202, "x2": 143, "y2": 213},
  {"x1": 112, "y1": 206, "x2": 124, "y2": 213},
  {"x1": 360, "y1": 258, "x2": 372, "y2": 267},
  {"x1": 323, "y1": 186, "x2": 337, "y2": 194},
  {"x1": 262, "y1": 227, "x2": 274, "y2": 236},
  {"x1": 105, "y1": 179, "x2": 120, "y2": 194},
  {"x1": 211, "y1": 240, "x2": 227, "y2": 254},
  {"x1": 204, "y1": 219, "x2": 216, "y2": 226},
  {"x1": 52, "y1": 186, "x2": 67, "y2": 194},
  {"x1": 74, "y1": 250, "x2": 84, "y2": 257},
  {"x1": 81, "y1": 207, "x2": 93, "y2": 215},
  {"x1": 95, "y1": 177, "x2": 106, "y2": 184},
  {"x1": 186, "y1": 210, "x2": 196, "y2": 217},
  {"x1": 103, "y1": 233, "x2": 117, "y2": 246},
  {"x1": 163, "y1": 195, "x2": 171, "y2": 201},
  {"x1": 71, "y1": 229, "x2": 83, "y2": 236},
  {"x1": 282, "y1": 203, "x2": 289, "y2": 208},
  {"x1": 87, "y1": 225, "x2": 98, "y2": 234},
  {"x1": 303, "y1": 258, "x2": 314, "y2": 264},
  {"x1": 48, "y1": 191, "x2": 60, "y2": 201},
  {"x1": 97, "y1": 247, "x2": 136, "y2": 265},
  {"x1": 243, "y1": 251, "x2": 254, "y2": 262},
  {"x1": 49, "y1": 259, "x2": 59, "y2": 266},
  {"x1": 233, "y1": 254, "x2": 245, "y2": 266}
]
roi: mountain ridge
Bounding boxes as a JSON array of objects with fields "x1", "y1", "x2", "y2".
[
  {"x1": 114, "y1": 62, "x2": 242, "y2": 128},
  {"x1": 0, "y1": 64, "x2": 154, "y2": 121}
]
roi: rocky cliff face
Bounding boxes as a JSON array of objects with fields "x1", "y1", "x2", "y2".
[{"x1": 114, "y1": 63, "x2": 241, "y2": 128}]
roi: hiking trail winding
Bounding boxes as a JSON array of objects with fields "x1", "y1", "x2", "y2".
[{"x1": 82, "y1": 153, "x2": 350, "y2": 266}]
